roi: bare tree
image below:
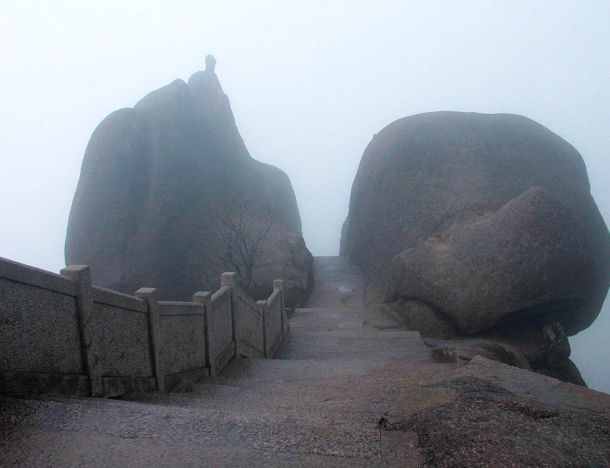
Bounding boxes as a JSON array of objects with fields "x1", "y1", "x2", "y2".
[{"x1": 203, "y1": 199, "x2": 279, "y2": 297}]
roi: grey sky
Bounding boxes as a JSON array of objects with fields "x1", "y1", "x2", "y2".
[{"x1": 1, "y1": 1, "x2": 609, "y2": 391}]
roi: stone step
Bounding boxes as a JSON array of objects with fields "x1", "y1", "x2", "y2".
[
  {"x1": 194, "y1": 356, "x2": 419, "y2": 384},
  {"x1": 276, "y1": 345, "x2": 430, "y2": 361},
  {"x1": 124, "y1": 358, "x2": 443, "y2": 428},
  {"x1": 289, "y1": 323, "x2": 404, "y2": 332},
  {"x1": 304, "y1": 292, "x2": 365, "y2": 309},
  {"x1": 304, "y1": 257, "x2": 367, "y2": 308},
  {"x1": 278, "y1": 341, "x2": 428, "y2": 351},
  {"x1": 311, "y1": 256, "x2": 364, "y2": 272},
  {"x1": 309, "y1": 280, "x2": 365, "y2": 290},
  {"x1": 275, "y1": 347, "x2": 431, "y2": 361},
  {"x1": 292, "y1": 319, "x2": 367, "y2": 330},
  {"x1": 0, "y1": 255, "x2": 441, "y2": 467},
  {"x1": 279, "y1": 333, "x2": 424, "y2": 346},
  {"x1": 290, "y1": 308, "x2": 405, "y2": 329},
  {"x1": 287, "y1": 329, "x2": 421, "y2": 339},
  {"x1": 3, "y1": 431, "x2": 382, "y2": 467},
  {"x1": 288, "y1": 314, "x2": 416, "y2": 328},
  {"x1": 9, "y1": 395, "x2": 385, "y2": 464},
  {"x1": 292, "y1": 307, "x2": 400, "y2": 320},
  {"x1": 172, "y1": 381, "x2": 242, "y2": 395}
]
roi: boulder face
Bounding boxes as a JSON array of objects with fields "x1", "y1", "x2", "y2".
[
  {"x1": 392, "y1": 186, "x2": 595, "y2": 335},
  {"x1": 66, "y1": 59, "x2": 313, "y2": 307},
  {"x1": 342, "y1": 112, "x2": 610, "y2": 383}
]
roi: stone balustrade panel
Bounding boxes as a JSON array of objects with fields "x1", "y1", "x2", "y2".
[
  {"x1": 0, "y1": 257, "x2": 87, "y2": 396},
  {"x1": 158, "y1": 302, "x2": 207, "y2": 379},
  {"x1": 233, "y1": 287, "x2": 265, "y2": 359},
  {"x1": 264, "y1": 289, "x2": 283, "y2": 358},
  {"x1": 207, "y1": 286, "x2": 235, "y2": 375}
]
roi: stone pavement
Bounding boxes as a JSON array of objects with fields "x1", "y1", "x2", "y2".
[{"x1": 0, "y1": 257, "x2": 453, "y2": 467}]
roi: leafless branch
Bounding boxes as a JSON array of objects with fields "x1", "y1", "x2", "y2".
[{"x1": 201, "y1": 199, "x2": 279, "y2": 297}]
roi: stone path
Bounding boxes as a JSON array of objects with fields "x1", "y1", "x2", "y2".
[{"x1": 1, "y1": 257, "x2": 451, "y2": 467}]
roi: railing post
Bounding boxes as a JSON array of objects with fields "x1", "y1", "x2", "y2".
[
  {"x1": 221, "y1": 272, "x2": 238, "y2": 288},
  {"x1": 257, "y1": 299, "x2": 268, "y2": 358},
  {"x1": 221, "y1": 272, "x2": 238, "y2": 351},
  {"x1": 60, "y1": 265, "x2": 104, "y2": 398},
  {"x1": 273, "y1": 279, "x2": 289, "y2": 334},
  {"x1": 135, "y1": 288, "x2": 164, "y2": 392},
  {"x1": 193, "y1": 291, "x2": 212, "y2": 375}
]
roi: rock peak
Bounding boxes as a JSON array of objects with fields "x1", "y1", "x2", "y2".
[{"x1": 205, "y1": 54, "x2": 216, "y2": 73}]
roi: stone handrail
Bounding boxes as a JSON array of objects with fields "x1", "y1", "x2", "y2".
[
  {"x1": 0, "y1": 256, "x2": 288, "y2": 398},
  {"x1": 258, "y1": 280, "x2": 289, "y2": 358},
  {"x1": 196, "y1": 284, "x2": 234, "y2": 376}
]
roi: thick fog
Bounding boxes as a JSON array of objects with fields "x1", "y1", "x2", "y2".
[{"x1": 1, "y1": 1, "x2": 608, "y2": 392}]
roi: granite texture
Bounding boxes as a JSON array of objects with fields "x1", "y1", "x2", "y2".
[
  {"x1": 0, "y1": 256, "x2": 76, "y2": 295},
  {"x1": 263, "y1": 290, "x2": 283, "y2": 357},
  {"x1": 233, "y1": 288, "x2": 265, "y2": 359},
  {"x1": 90, "y1": 303, "x2": 153, "y2": 378},
  {"x1": 0, "y1": 372, "x2": 90, "y2": 397},
  {"x1": 92, "y1": 286, "x2": 147, "y2": 312},
  {"x1": 0, "y1": 277, "x2": 83, "y2": 375},
  {"x1": 158, "y1": 303, "x2": 207, "y2": 376},
  {"x1": 341, "y1": 112, "x2": 610, "y2": 337},
  {"x1": 1, "y1": 255, "x2": 286, "y2": 397},
  {"x1": 392, "y1": 187, "x2": 594, "y2": 335},
  {"x1": 207, "y1": 286, "x2": 235, "y2": 376}
]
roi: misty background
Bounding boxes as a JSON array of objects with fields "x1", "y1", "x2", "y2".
[{"x1": 1, "y1": 1, "x2": 608, "y2": 392}]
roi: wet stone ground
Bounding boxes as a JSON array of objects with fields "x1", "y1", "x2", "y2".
[{"x1": 1, "y1": 257, "x2": 609, "y2": 467}]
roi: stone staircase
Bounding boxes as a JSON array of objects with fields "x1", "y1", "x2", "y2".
[{"x1": 1, "y1": 257, "x2": 445, "y2": 467}]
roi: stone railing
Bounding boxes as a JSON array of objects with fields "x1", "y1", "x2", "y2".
[
  {"x1": 259, "y1": 279, "x2": 289, "y2": 358},
  {"x1": 0, "y1": 256, "x2": 289, "y2": 398}
]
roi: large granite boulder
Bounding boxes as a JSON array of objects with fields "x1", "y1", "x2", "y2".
[
  {"x1": 66, "y1": 57, "x2": 313, "y2": 306},
  {"x1": 342, "y1": 112, "x2": 610, "y2": 337},
  {"x1": 341, "y1": 112, "x2": 610, "y2": 384}
]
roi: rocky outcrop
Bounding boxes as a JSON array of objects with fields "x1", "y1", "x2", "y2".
[
  {"x1": 342, "y1": 112, "x2": 610, "y2": 384},
  {"x1": 379, "y1": 356, "x2": 610, "y2": 467},
  {"x1": 423, "y1": 338, "x2": 534, "y2": 372},
  {"x1": 65, "y1": 57, "x2": 313, "y2": 307},
  {"x1": 393, "y1": 186, "x2": 595, "y2": 335}
]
